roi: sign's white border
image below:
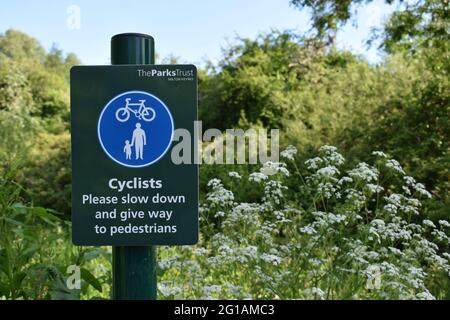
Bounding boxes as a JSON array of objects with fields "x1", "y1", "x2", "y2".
[{"x1": 97, "y1": 90, "x2": 175, "y2": 168}]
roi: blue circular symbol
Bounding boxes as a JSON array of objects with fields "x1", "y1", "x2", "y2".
[{"x1": 98, "y1": 91, "x2": 174, "y2": 168}]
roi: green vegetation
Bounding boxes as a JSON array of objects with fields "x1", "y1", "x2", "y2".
[{"x1": 0, "y1": 0, "x2": 449, "y2": 299}]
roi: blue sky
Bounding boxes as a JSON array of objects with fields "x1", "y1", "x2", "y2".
[{"x1": 0, "y1": 0, "x2": 394, "y2": 65}]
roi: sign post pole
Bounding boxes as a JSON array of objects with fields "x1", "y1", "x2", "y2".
[{"x1": 110, "y1": 33, "x2": 157, "y2": 300}]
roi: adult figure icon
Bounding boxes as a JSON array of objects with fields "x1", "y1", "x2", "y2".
[{"x1": 131, "y1": 122, "x2": 146, "y2": 160}]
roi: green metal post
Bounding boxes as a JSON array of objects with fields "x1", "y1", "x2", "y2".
[{"x1": 111, "y1": 33, "x2": 157, "y2": 300}]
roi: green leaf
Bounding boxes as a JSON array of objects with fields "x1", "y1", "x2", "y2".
[
  {"x1": 10, "y1": 203, "x2": 28, "y2": 214},
  {"x1": 0, "y1": 282, "x2": 10, "y2": 299},
  {"x1": 12, "y1": 271, "x2": 27, "y2": 290},
  {"x1": 1, "y1": 217, "x2": 26, "y2": 227},
  {"x1": 83, "y1": 248, "x2": 111, "y2": 262},
  {"x1": 31, "y1": 206, "x2": 60, "y2": 222},
  {"x1": 80, "y1": 268, "x2": 102, "y2": 293}
]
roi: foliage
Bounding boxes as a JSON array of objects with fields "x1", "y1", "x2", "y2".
[
  {"x1": 199, "y1": 31, "x2": 380, "y2": 143},
  {"x1": 158, "y1": 146, "x2": 450, "y2": 299},
  {"x1": 0, "y1": 0, "x2": 449, "y2": 299},
  {"x1": 289, "y1": 0, "x2": 370, "y2": 45},
  {"x1": 0, "y1": 165, "x2": 110, "y2": 299},
  {"x1": 0, "y1": 30, "x2": 77, "y2": 215},
  {"x1": 17, "y1": 132, "x2": 72, "y2": 216},
  {"x1": 347, "y1": 50, "x2": 450, "y2": 219}
]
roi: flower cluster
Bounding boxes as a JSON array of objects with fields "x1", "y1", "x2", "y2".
[{"x1": 157, "y1": 145, "x2": 450, "y2": 300}]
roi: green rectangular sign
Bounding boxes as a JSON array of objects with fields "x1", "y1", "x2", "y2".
[{"x1": 70, "y1": 64, "x2": 198, "y2": 245}]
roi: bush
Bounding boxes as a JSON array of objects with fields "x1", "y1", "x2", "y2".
[
  {"x1": 158, "y1": 145, "x2": 450, "y2": 299},
  {"x1": 0, "y1": 166, "x2": 110, "y2": 299}
]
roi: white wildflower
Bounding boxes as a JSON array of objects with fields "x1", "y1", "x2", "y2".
[
  {"x1": 422, "y1": 219, "x2": 436, "y2": 229},
  {"x1": 207, "y1": 178, "x2": 222, "y2": 188},
  {"x1": 262, "y1": 180, "x2": 287, "y2": 205},
  {"x1": 228, "y1": 171, "x2": 241, "y2": 179},
  {"x1": 206, "y1": 179, "x2": 234, "y2": 207},
  {"x1": 249, "y1": 172, "x2": 268, "y2": 183},
  {"x1": 402, "y1": 185, "x2": 412, "y2": 195},
  {"x1": 416, "y1": 291, "x2": 435, "y2": 300},
  {"x1": 404, "y1": 176, "x2": 416, "y2": 186},
  {"x1": 280, "y1": 145, "x2": 297, "y2": 161},
  {"x1": 388, "y1": 247, "x2": 403, "y2": 256},
  {"x1": 319, "y1": 145, "x2": 338, "y2": 153},
  {"x1": 338, "y1": 176, "x2": 353, "y2": 185},
  {"x1": 214, "y1": 211, "x2": 226, "y2": 218},
  {"x1": 385, "y1": 159, "x2": 406, "y2": 175},
  {"x1": 319, "y1": 145, "x2": 345, "y2": 166},
  {"x1": 346, "y1": 189, "x2": 366, "y2": 208},
  {"x1": 413, "y1": 182, "x2": 432, "y2": 199},
  {"x1": 372, "y1": 151, "x2": 387, "y2": 158},
  {"x1": 158, "y1": 283, "x2": 182, "y2": 297},
  {"x1": 260, "y1": 161, "x2": 289, "y2": 176},
  {"x1": 348, "y1": 162, "x2": 379, "y2": 183},
  {"x1": 366, "y1": 183, "x2": 384, "y2": 194},
  {"x1": 438, "y1": 220, "x2": 450, "y2": 228},
  {"x1": 316, "y1": 165, "x2": 340, "y2": 177},
  {"x1": 304, "y1": 287, "x2": 326, "y2": 300},
  {"x1": 317, "y1": 182, "x2": 337, "y2": 199},
  {"x1": 260, "y1": 253, "x2": 283, "y2": 266},
  {"x1": 300, "y1": 225, "x2": 317, "y2": 235},
  {"x1": 305, "y1": 157, "x2": 322, "y2": 170},
  {"x1": 194, "y1": 248, "x2": 209, "y2": 256},
  {"x1": 203, "y1": 285, "x2": 222, "y2": 297},
  {"x1": 383, "y1": 203, "x2": 397, "y2": 214},
  {"x1": 431, "y1": 229, "x2": 450, "y2": 243}
]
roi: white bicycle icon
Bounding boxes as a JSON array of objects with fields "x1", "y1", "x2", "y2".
[{"x1": 115, "y1": 98, "x2": 156, "y2": 122}]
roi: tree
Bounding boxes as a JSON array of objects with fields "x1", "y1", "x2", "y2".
[
  {"x1": 290, "y1": 0, "x2": 449, "y2": 55},
  {"x1": 0, "y1": 29, "x2": 46, "y2": 63},
  {"x1": 290, "y1": 0, "x2": 377, "y2": 46},
  {"x1": 0, "y1": 29, "x2": 79, "y2": 214}
]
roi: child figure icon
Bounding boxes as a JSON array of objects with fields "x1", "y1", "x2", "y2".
[{"x1": 124, "y1": 140, "x2": 132, "y2": 160}]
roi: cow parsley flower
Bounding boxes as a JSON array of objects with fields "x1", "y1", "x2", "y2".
[
  {"x1": 423, "y1": 219, "x2": 436, "y2": 229},
  {"x1": 348, "y1": 162, "x2": 379, "y2": 183},
  {"x1": 318, "y1": 182, "x2": 338, "y2": 199},
  {"x1": 319, "y1": 145, "x2": 338, "y2": 153},
  {"x1": 372, "y1": 151, "x2": 387, "y2": 158},
  {"x1": 203, "y1": 285, "x2": 222, "y2": 298},
  {"x1": 206, "y1": 179, "x2": 234, "y2": 206},
  {"x1": 366, "y1": 183, "x2": 384, "y2": 194},
  {"x1": 228, "y1": 171, "x2": 241, "y2": 179},
  {"x1": 416, "y1": 291, "x2": 435, "y2": 300},
  {"x1": 260, "y1": 253, "x2": 283, "y2": 266},
  {"x1": 305, "y1": 157, "x2": 322, "y2": 170},
  {"x1": 316, "y1": 166, "x2": 340, "y2": 177},
  {"x1": 404, "y1": 176, "x2": 416, "y2": 186},
  {"x1": 304, "y1": 287, "x2": 326, "y2": 300},
  {"x1": 159, "y1": 283, "x2": 182, "y2": 297},
  {"x1": 438, "y1": 220, "x2": 450, "y2": 228},
  {"x1": 300, "y1": 225, "x2": 317, "y2": 235},
  {"x1": 260, "y1": 161, "x2": 289, "y2": 176},
  {"x1": 386, "y1": 159, "x2": 406, "y2": 175},
  {"x1": 338, "y1": 176, "x2": 353, "y2": 185},
  {"x1": 413, "y1": 182, "x2": 432, "y2": 199},
  {"x1": 319, "y1": 145, "x2": 345, "y2": 166},
  {"x1": 249, "y1": 172, "x2": 268, "y2": 183},
  {"x1": 280, "y1": 145, "x2": 297, "y2": 161}
]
